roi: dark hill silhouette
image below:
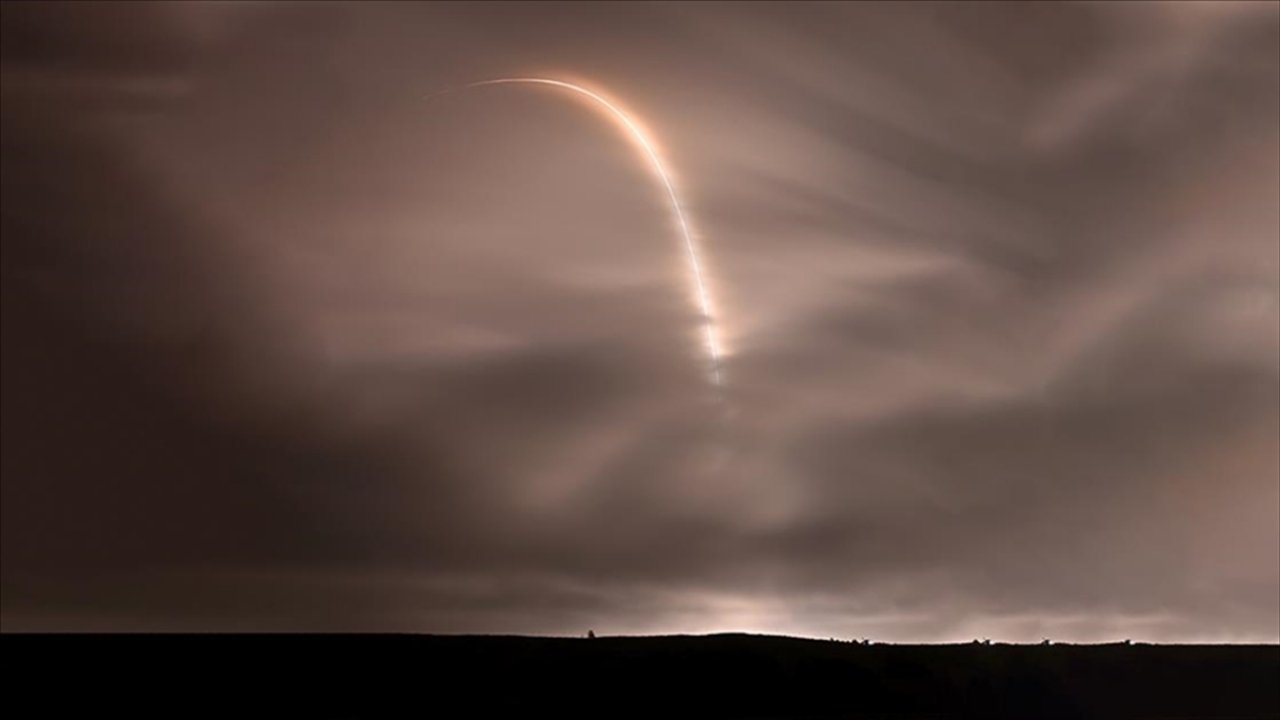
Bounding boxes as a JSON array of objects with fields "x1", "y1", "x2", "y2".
[{"x1": 7, "y1": 633, "x2": 1278, "y2": 718}]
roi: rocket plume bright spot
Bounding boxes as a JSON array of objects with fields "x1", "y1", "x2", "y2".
[{"x1": 433, "y1": 78, "x2": 725, "y2": 387}]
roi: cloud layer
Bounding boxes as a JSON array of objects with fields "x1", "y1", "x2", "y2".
[{"x1": 2, "y1": 1, "x2": 1276, "y2": 640}]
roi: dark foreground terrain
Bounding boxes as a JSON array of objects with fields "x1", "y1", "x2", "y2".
[{"x1": 8, "y1": 633, "x2": 1278, "y2": 718}]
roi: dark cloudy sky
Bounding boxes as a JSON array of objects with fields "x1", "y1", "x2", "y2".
[{"x1": 2, "y1": 1, "x2": 1277, "y2": 641}]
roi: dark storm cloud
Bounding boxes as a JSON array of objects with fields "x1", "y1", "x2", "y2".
[{"x1": 2, "y1": 2, "x2": 1276, "y2": 640}]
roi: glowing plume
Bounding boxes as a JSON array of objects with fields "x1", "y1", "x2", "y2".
[{"x1": 433, "y1": 77, "x2": 724, "y2": 386}]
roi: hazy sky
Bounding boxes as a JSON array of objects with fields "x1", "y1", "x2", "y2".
[{"x1": 3, "y1": 1, "x2": 1277, "y2": 641}]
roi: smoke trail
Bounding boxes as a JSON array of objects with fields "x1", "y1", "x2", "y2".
[{"x1": 429, "y1": 78, "x2": 725, "y2": 387}]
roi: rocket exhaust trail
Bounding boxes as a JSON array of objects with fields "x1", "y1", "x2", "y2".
[{"x1": 429, "y1": 78, "x2": 724, "y2": 388}]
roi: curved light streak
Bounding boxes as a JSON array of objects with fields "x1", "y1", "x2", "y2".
[{"x1": 439, "y1": 78, "x2": 724, "y2": 386}]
